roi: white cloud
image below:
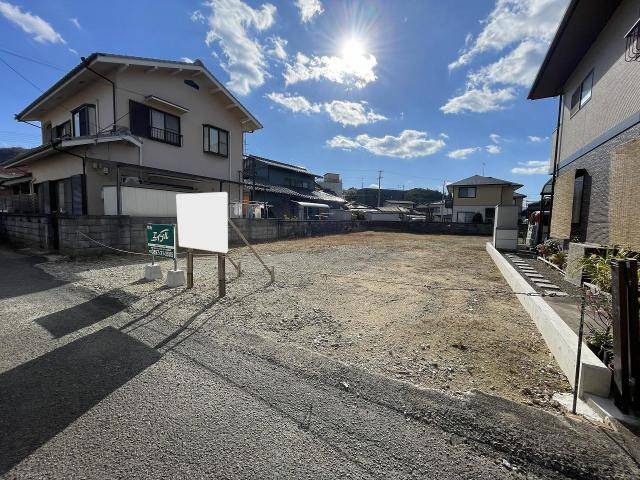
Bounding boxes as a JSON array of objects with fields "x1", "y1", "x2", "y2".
[
  {"x1": 69, "y1": 17, "x2": 81, "y2": 29},
  {"x1": 489, "y1": 133, "x2": 501, "y2": 143},
  {"x1": 327, "y1": 130, "x2": 446, "y2": 158},
  {"x1": 190, "y1": 10, "x2": 206, "y2": 23},
  {"x1": 295, "y1": 0, "x2": 323, "y2": 23},
  {"x1": 511, "y1": 160, "x2": 548, "y2": 174},
  {"x1": 449, "y1": 0, "x2": 567, "y2": 71},
  {"x1": 266, "y1": 36, "x2": 287, "y2": 60},
  {"x1": 467, "y1": 39, "x2": 547, "y2": 88},
  {"x1": 441, "y1": 85, "x2": 516, "y2": 114},
  {"x1": 200, "y1": 0, "x2": 277, "y2": 95},
  {"x1": 68, "y1": 48, "x2": 79, "y2": 56},
  {"x1": 444, "y1": 0, "x2": 567, "y2": 113},
  {"x1": 528, "y1": 135, "x2": 549, "y2": 142},
  {"x1": 486, "y1": 144, "x2": 501, "y2": 154},
  {"x1": 266, "y1": 92, "x2": 321, "y2": 114},
  {"x1": 266, "y1": 92, "x2": 386, "y2": 126},
  {"x1": 368, "y1": 183, "x2": 380, "y2": 189},
  {"x1": 0, "y1": 1, "x2": 65, "y2": 44},
  {"x1": 181, "y1": 57, "x2": 195, "y2": 63},
  {"x1": 284, "y1": 51, "x2": 377, "y2": 88},
  {"x1": 447, "y1": 147, "x2": 481, "y2": 159},
  {"x1": 324, "y1": 100, "x2": 387, "y2": 126},
  {"x1": 439, "y1": 133, "x2": 450, "y2": 139}
]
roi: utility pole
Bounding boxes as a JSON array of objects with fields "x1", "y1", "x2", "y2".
[
  {"x1": 360, "y1": 177, "x2": 364, "y2": 189},
  {"x1": 377, "y1": 170, "x2": 383, "y2": 207},
  {"x1": 482, "y1": 162, "x2": 485, "y2": 176}
]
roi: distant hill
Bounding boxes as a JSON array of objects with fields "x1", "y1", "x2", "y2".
[
  {"x1": 404, "y1": 188, "x2": 443, "y2": 204},
  {"x1": 0, "y1": 147, "x2": 27, "y2": 165}
]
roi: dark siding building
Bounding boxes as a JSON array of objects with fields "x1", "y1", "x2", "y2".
[{"x1": 529, "y1": 0, "x2": 640, "y2": 251}]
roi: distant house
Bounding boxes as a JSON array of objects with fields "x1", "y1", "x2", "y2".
[
  {"x1": 317, "y1": 173, "x2": 343, "y2": 197},
  {"x1": 416, "y1": 200, "x2": 452, "y2": 222},
  {"x1": 243, "y1": 154, "x2": 344, "y2": 219},
  {"x1": 529, "y1": 0, "x2": 640, "y2": 251},
  {"x1": 447, "y1": 175, "x2": 525, "y2": 223},
  {"x1": 383, "y1": 199, "x2": 415, "y2": 210}
]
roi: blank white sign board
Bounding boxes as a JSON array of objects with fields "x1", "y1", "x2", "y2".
[{"x1": 176, "y1": 192, "x2": 228, "y2": 253}]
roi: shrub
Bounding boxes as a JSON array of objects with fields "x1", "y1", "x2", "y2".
[
  {"x1": 536, "y1": 239, "x2": 560, "y2": 258},
  {"x1": 580, "y1": 247, "x2": 636, "y2": 293},
  {"x1": 548, "y1": 251, "x2": 567, "y2": 269}
]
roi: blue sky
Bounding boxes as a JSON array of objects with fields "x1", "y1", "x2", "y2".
[{"x1": 0, "y1": 0, "x2": 568, "y2": 202}]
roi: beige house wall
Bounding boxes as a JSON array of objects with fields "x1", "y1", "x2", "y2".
[
  {"x1": 453, "y1": 185, "x2": 517, "y2": 207},
  {"x1": 114, "y1": 67, "x2": 246, "y2": 182},
  {"x1": 558, "y1": 0, "x2": 640, "y2": 162},
  {"x1": 550, "y1": 170, "x2": 575, "y2": 239},
  {"x1": 41, "y1": 81, "x2": 114, "y2": 142},
  {"x1": 28, "y1": 154, "x2": 83, "y2": 184},
  {"x1": 609, "y1": 137, "x2": 640, "y2": 251}
]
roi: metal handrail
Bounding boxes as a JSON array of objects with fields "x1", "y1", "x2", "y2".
[{"x1": 149, "y1": 126, "x2": 182, "y2": 146}]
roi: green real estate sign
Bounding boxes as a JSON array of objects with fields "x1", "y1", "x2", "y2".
[{"x1": 146, "y1": 224, "x2": 176, "y2": 259}]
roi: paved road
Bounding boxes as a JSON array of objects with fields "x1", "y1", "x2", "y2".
[{"x1": 1, "y1": 247, "x2": 639, "y2": 479}]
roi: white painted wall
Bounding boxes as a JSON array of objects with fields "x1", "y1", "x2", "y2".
[{"x1": 103, "y1": 186, "x2": 178, "y2": 216}]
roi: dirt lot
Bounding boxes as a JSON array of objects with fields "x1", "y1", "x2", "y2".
[{"x1": 41, "y1": 231, "x2": 570, "y2": 408}]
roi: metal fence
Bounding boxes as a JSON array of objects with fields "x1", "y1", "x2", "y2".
[{"x1": 0, "y1": 194, "x2": 39, "y2": 214}]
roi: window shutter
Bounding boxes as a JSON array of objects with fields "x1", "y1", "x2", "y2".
[{"x1": 130, "y1": 100, "x2": 150, "y2": 137}]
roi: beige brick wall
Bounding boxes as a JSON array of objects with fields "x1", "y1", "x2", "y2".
[
  {"x1": 610, "y1": 137, "x2": 640, "y2": 251},
  {"x1": 550, "y1": 169, "x2": 575, "y2": 239}
]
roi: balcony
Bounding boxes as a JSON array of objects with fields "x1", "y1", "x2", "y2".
[{"x1": 149, "y1": 126, "x2": 182, "y2": 147}]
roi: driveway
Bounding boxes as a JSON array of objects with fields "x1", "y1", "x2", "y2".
[{"x1": 0, "y1": 246, "x2": 638, "y2": 479}]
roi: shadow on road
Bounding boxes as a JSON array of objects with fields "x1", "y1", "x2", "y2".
[
  {"x1": 35, "y1": 291, "x2": 133, "y2": 338},
  {"x1": 0, "y1": 252, "x2": 68, "y2": 300},
  {"x1": 0, "y1": 326, "x2": 160, "y2": 475}
]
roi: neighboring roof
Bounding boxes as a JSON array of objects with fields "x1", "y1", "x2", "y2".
[
  {"x1": 15, "y1": 52, "x2": 261, "y2": 132},
  {"x1": 246, "y1": 154, "x2": 320, "y2": 177},
  {"x1": 5, "y1": 132, "x2": 141, "y2": 168},
  {"x1": 294, "y1": 201, "x2": 330, "y2": 209},
  {"x1": 513, "y1": 193, "x2": 527, "y2": 199},
  {"x1": 541, "y1": 178, "x2": 553, "y2": 195},
  {"x1": 385, "y1": 200, "x2": 414, "y2": 205},
  {"x1": 244, "y1": 181, "x2": 345, "y2": 204},
  {"x1": 528, "y1": 0, "x2": 622, "y2": 99},
  {"x1": 378, "y1": 206, "x2": 409, "y2": 213},
  {"x1": 448, "y1": 175, "x2": 523, "y2": 188}
]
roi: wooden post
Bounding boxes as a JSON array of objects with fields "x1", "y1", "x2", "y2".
[
  {"x1": 218, "y1": 253, "x2": 226, "y2": 298},
  {"x1": 187, "y1": 250, "x2": 194, "y2": 289}
]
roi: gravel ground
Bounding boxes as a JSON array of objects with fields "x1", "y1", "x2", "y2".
[{"x1": 39, "y1": 232, "x2": 570, "y2": 410}]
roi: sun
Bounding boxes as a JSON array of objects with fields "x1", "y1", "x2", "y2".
[{"x1": 341, "y1": 37, "x2": 366, "y2": 61}]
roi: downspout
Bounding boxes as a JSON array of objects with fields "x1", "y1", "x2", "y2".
[
  {"x1": 81, "y1": 56, "x2": 117, "y2": 132},
  {"x1": 545, "y1": 93, "x2": 564, "y2": 244}
]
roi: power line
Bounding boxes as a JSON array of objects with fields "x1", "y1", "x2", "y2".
[
  {"x1": 0, "y1": 47, "x2": 65, "y2": 71},
  {"x1": 0, "y1": 55, "x2": 44, "y2": 93}
]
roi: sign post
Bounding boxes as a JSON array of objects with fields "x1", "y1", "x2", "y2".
[{"x1": 145, "y1": 223, "x2": 185, "y2": 287}]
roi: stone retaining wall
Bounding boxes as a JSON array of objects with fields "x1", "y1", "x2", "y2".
[{"x1": 1, "y1": 213, "x2": 492, "y2": 256}]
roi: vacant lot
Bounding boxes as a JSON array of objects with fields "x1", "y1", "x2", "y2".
[{"x1": 40, "y1": 232, "x2": 570, "y2": 407}]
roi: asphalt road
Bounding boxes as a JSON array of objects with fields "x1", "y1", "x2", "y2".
[{"x1": 1, "y1": 247, "x2": 639, "y2": 479}]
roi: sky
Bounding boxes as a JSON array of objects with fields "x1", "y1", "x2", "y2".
[{"x1": 0, "y1": 0, "x2": 569, "y2": 203}]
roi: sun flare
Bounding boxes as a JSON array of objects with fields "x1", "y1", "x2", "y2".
[{"x1": 341, "y1": 37, "x2": 366, "y2": 60}]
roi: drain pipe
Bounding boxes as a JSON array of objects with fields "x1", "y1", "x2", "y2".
[{"x1": 81, "y1": 56, "x2": 117, "y2": 132}]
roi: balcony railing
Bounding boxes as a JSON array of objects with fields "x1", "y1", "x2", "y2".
[{"x1": 149, "y1": 126, "x2": 182, "y2": 146}]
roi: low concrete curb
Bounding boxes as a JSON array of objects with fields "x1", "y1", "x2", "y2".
[{"x1": 486, "y1": 242, "x2": 610, "y2": 398}]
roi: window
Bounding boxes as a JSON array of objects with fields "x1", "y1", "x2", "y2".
[
  {"x1": 203, "y1": 124, "x2": 229, "y2": 157},
  {"x1": 458, "y1": 186, "x2": 476, "y2": 198},
  {"x1": 570, "y1": 70, "x2": 594, "y2": 116},
  {"x1": 53, "y1": 121, "x2": 71, "y2": 140},
  {"x1": 72, "y1": 104, "x2": 97, "y2": 137},
  {"x1": 580, "y1": 71, "x2": 593, "y2": 107},
  {"x1": 457, "y1": 212, "x2": 475, "y2": 223},
  {"x1": 129, "y1": 100, "x2": 181, "y2": 146}
]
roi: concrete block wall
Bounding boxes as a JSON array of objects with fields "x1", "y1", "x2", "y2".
[
  {"x1": 1, "y1": 214, "x2": 493, "y2": 255},
  {"x1": 0, "y1": 214, "x2": 52, "y2": 249}
]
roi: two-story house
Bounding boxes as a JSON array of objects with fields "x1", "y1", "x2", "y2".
[
  {"x1": 243, "y1": 154, "x2": 345, "y2": 218},
  {"x1": 5, "y1": 53, "x2": 261, "y2": 216},
  {"x1": 529, "y1": 0, "x2": 640, "y2": 251},
  {"x1": 447, "y1": 175, "x2": 524, "y2": 223}
]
